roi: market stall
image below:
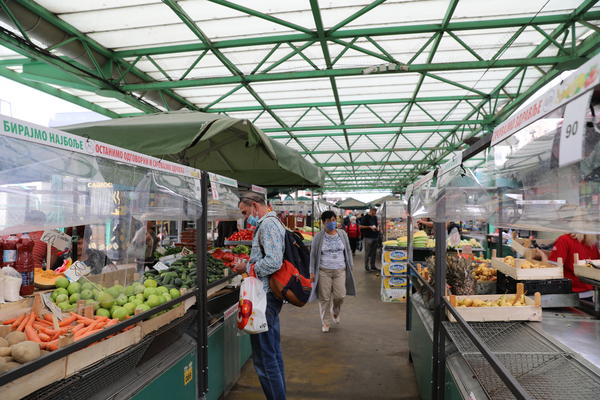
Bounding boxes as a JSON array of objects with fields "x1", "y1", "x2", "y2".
[
  {"x1": 0, "y1": 114, "x2": 209, "y2": 399},
  {"x1": 406, "y1": 53, "x2": 600, "y2": 400}
]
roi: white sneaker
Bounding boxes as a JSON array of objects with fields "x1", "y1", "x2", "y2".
[
  {"x1": 322, "y1": 324, "x2": 330, "y2": 333},
  {"x1": 332, "y1": 314, "x2": 340, "y2": 324}
]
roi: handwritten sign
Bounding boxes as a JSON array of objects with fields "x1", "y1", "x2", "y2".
[
  {"x1": 64, "y1": 261, "x2": 91, "y2": 282},
  {"x1": 41, "y1": 230, "x2": 71, "y2": 251}
]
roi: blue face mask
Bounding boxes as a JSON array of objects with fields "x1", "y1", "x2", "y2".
[
  {"x1": 247, "y1": 215, "x2": 259, "y2": 226},
  {"x1": 325, "y1": 221, "x2": 337, "y2": 231}
]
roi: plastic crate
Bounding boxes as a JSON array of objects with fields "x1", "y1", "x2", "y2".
[{"x1": 496, "y1": 271, "x2": 572, "y2": 295}]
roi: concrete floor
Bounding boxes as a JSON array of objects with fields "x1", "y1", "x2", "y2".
[{"x1": 225, "y1": 252, "x2": 420, "y2": 400}]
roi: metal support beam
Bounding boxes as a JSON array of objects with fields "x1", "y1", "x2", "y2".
[
  {"x1": 114, "y1": 11, "x2": 600, "y2": 57},
  {"x1": 120, "y1": 56, "x2": 574, "y2": 90}
]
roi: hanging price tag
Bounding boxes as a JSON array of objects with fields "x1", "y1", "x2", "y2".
[
  {"x1": 64, "y1": 261, "x2": 91, "y2": 282},
  {"x1": 559, "y1": 92, "x2": 592, "y2": 167},
  {"x1": 211, "y1": 182, "x2": 219, "y2": 200},
  {"x1": 153, "y1": 261, "x2": 170, "y2": 271},
  {"x1": 41, "y1": 230, "x2": 72, "y2": 251}
]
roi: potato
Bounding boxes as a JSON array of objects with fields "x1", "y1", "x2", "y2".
[
  {"x1": 1, "y1": 356, "x2": 13, "y2": 363},
  {"x1": 0, "y1": 337, "x2": 8, "y2": 347},
  {"x1": 0, "y1": 347, "x2": 11, "y2": 357},
  {"x1": 11, "y1": 341, "x2": 41, "y2": 364},
  {"x1": 0, "y1": 361, "x2": 21, "y2": 373},
  {"x1": 6, "y1": 331, "x2": 27, "y2": 346}
]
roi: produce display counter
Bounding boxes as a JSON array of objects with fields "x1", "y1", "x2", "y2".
[{"x1": 409, "y1": 287, "x2": 600, "y2": 399}]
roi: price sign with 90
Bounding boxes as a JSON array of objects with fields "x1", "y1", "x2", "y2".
[{"x1": 559, "y1": 92, "x2": 592, "y2": 168}]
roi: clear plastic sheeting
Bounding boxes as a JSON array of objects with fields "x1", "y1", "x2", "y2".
[
  {"x1": 434, "y1": 166, "x2": 495, "y2": 223},
  {"x1": 487, "y1": 85, "x2": 600, "y2": 233},
  {"x1": 408, "y1": 170, "x2": 437, "y2": 220},
  {"x1": 132, "y1": 170, "x2": 202, "y2": 221},
  {"x1": 0, "y1": 130, "x2": 203, "y2": 277},
  {"x1": 381, "y1": 200, "x2": 407, "y2": 219},
  {"x1": 0, "y1": 134, "x2": 112, "y2": 234},
  {"x1": 207, "y1": 181, "x2": 242, "y2": 221}
]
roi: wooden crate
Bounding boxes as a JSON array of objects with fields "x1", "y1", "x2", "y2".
[
  {"x1": 139, "y1": 303, "x2": 185, "y2": 337},
  {"x1": 573, "y1": 254, "x2": 600, "y2": 282},
  {"x1": 2, "y1": 358, "x2": 67, "y2": 400},
  {"x1": 491, "y1": 250, "x2": 563, "y2": 280},
  {"x1": 446, "y1": 288, "x2": 542, "y2": 322},
  {"x1": 65, "y1": 326, "x2": 142, "y2": 376}
]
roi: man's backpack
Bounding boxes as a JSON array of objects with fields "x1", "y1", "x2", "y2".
[{"x1": 259, "y1": 217, "x2": 312, "y2": 307}]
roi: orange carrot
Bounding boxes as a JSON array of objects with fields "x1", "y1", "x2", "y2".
[
  {"x1": 38, "y1": 332, "x2": 51, "y2": 342},
  {"x1": 94, "y1": 316, "x2": 108, "y2": 321},
  {"x1": 35, "y1": 319, "x2": 53, "y2": 327},
  {"x1": 43, "y1": 340, "x2": 58, "y2": 351},
  {"x1": 2, "y1": 317, "x2": 17, "y2": 325},
  {"x1": 43, "y1": 313, "x2": 54, "y2": 323},
  {"x1": 73, "y1": 314, "x2": 95, "y2": 325},
  {"x1": 71, "y1": 323, "x2": 86, "y2": 334},
  {"x1": 59, "y1": 315, "x2": 77, "y2": 327},
  {"x1": 11, "y1": 313, "x2": 26, "y2": 329},
  {"x1": 105, "y1": 319, "x2": 119, "y2": 328},
  {"x1": 76, "y1": 328, "x2": 103, "y2": 340},
  {"x1": 16, "y1": 312, "x2": 30, "y2": 332},
  {"x1": 25, "y1": 325, "x2": 42, "y2": 342},
  {"x1": 33, "y1": 322, "x2": 49, "y2": 331}
]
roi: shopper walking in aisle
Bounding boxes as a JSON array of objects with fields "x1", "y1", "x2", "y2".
[
  {"x1": 232, "y1": 191, "x2": 287, "y2": 400},
  {"x1": 309, "y1": 211, "x2": 357, "y2": 333},
  {"x1": 345, "y1": 216, "x2": 361, "y2": 255},
  {"x1": 360, "y1": 207, "x2": 380, "y2": 271}
]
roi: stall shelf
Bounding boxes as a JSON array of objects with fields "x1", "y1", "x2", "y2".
[
  {"x1": 0, "y1": 114, "x2": 209, "y2": 399},
  {"x1": 407, "y1": 53, "x2": 600, "y2": 400}
]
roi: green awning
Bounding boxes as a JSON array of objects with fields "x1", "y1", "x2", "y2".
[
  {"x1": 62, "y1": 111, "x2": 325, "y2": 188},
  {"x1": 337, "y1": 197, "x2": 369, "y2": 209}
]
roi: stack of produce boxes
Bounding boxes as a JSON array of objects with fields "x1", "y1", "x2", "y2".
[{"x1": 380, "y1": 247, "x2": 408, "y2": 302}]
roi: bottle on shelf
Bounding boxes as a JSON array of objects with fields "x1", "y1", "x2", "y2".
[
  {"x1": 16, "y1": 233, "x2": 34, "y2": 296},
  {"x1": 3, "y1": 233, "x2": 19, "y2": 268}
]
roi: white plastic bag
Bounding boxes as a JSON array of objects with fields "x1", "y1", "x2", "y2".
[
  {"x1": 2, "y1": 266, "x2": 23, "y2": 302},
  {"x1": 237, "y1": 276, "x2": 268, "y2": 334}
]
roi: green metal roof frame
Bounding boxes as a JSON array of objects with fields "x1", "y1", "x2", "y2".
[{"x1": 0, "y1": 0, "x2": 599, "y2": 191}]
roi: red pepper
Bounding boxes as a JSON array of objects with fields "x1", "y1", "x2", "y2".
[{"x1": 222, "y1": 253, "x2": 235, "y2": 263}]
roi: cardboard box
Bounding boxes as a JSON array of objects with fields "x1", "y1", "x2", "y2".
[
  {"x1": 381, "y1": 262, "x2": 408, "y2": 276},
  {"x1": 382, "y1": 249, "x2": 408, "y2": 263},
  {"x1": 380, "y1": 283, "x2": 406, "y2": 302},
  {"x1": 382, "y1": 276, "x2": 408, "y2": 288},
  {"x1": 65, "y1": 326, "x2": 142, "y2": 376}
]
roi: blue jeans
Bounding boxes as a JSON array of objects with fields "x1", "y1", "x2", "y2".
[{"x1": 250, "y1": 292, "x2": 286, "y2": 400}]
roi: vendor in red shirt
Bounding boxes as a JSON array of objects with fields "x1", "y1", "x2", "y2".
[{"x1": 540, "y1": 233, "x2": 599, "y2": 298}]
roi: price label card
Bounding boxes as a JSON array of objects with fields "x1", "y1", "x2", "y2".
[
  {"x1": 153, "y1": 261, "x2": 170, "y2": 271},
  {"x1": 41, "y1": 230, "x2": 71, "y2": 251},
  {"x1": 180, "y1": 247, "x2": 193, "y2": 256},
  {"x1": 64, "y1": 261, "x2": 91, "y2": 282},
  {"x1": 41, "y1": 292, "x2": 64, "y2": 320},
  {"x1": 559, "y1": 92, "x2": 592, "y2": 167}
]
